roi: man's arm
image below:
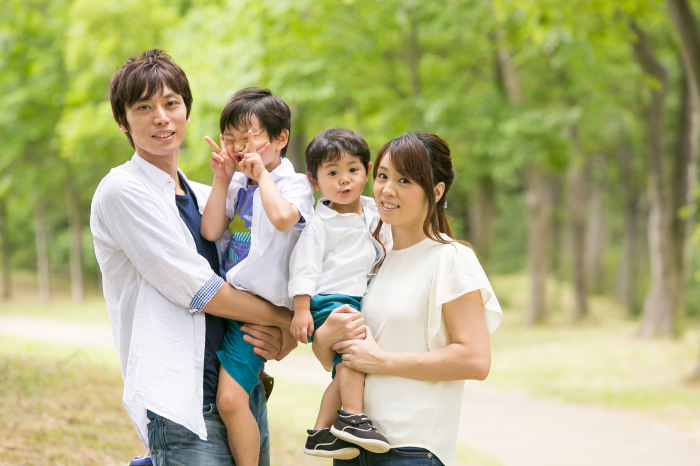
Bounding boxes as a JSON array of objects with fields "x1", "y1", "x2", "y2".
[
  {"x1": 204, "y1": 283, "x2": 297, "y2": 360},
  {"x1": 204, "y1": 282, "x2": 290, "y2": 327}
]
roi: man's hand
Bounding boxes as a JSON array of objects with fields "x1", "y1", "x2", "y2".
[
  {"x1": 205, "y1": 135, "x2": 236, "y2": 181},
  {"x1": 240, "y1": 323, "x2": 282, "y2": 360},
  {"x1": 237, "y1": 130, "x2": 270, "y2": 181},
  {"x1": 291, "y1": 308, "x2": 315, "y2": 344}
]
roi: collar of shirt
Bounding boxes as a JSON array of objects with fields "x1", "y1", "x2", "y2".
[
  {"x1": 232, "y1": 157, "x2": 296, "y2": 191},
  {"x1": 314, "y1": 195, "x2": 379, "y2": 221}
]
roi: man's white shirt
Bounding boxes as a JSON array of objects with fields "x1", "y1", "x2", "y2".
[{"x1": 90, "y1": 153, "x2": 227, "y2": 446}]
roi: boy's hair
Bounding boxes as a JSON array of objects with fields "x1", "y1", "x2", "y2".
[
  {"x1": 109, "y1": 49, "x2": 193, "y2": 148},
  {"x1": 305, "y1": 128, "x2": 371, "y2": 179},
  {"x1": 219, "y1": 87, "x2": 291, "y2": 157}
]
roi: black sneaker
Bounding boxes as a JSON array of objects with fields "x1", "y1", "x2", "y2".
[
  {"x1": 303, "y1": 428, "x2": 360, "y2": 459},
  {"x1": 330, "y1": 410, "x2": 390, "y2": 453}
]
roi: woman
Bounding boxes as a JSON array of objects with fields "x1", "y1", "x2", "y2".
[{"x1": 313, "y1": 133, "x2": 503, "y2": 465}]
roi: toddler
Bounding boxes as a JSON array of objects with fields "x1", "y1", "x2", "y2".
[{"x1": 288, "y1": 128, "x2": 391, "y2": 460}]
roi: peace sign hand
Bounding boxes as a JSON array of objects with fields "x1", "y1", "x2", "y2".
[
  {"x1": 237, "y1": 130, "x2": 270, "y2": 182},
  {"x1": 205, "y1": 134, "x2": 236, "y2": 181}
]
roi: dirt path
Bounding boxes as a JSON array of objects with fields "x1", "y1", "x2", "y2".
[{"x1": 2, "y1": 315, "x2": 700, "y2": 466}]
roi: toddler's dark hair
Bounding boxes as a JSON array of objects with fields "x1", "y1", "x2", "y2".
[
  {"x1": 219, "y1": 87, "x2": 291, "y2": 157},
  {"x1": 305, "y1": 128, "x2": 371, "y2": 179}
]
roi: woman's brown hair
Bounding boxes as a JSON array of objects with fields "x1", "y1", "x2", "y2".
[{"x1": 372, "y1": 132, "x2": 472, "y2": 249}]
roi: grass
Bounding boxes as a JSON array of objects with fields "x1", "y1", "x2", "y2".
[
  {"x1": 0, "y1": 340, "x2": 500, "y2": 466},
  {"x1": 0, "y1": 348, "x2": 139, "y2": 465},
  {"x1": 488, "y1": 274, "x2": 700, "y2": 436},
  {"x1": 2, "y1": 271, "x2": 699, "y2": 461}
]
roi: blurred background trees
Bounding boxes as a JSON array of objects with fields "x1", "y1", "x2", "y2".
[{"x1": 1, "y1": 0, "x2": 699, "y2": 366}]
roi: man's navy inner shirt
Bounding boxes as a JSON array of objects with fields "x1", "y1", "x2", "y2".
[{"x1": 175, "y1": 173, "x2": 225, "y2": 405}]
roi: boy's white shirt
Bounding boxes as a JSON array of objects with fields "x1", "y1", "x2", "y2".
[
  {"x1": 223, "y1": 157, "x2": 315, "y2": 309},
  {"x1": 288, "y1": 196, "x2": 392, "y2": 299},
  {"x1": 90, "y1": 153, "x2": 229, "y2": 447}
]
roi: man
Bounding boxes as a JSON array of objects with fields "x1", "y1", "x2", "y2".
[{"x1": 90, "y1": 49, "x2": 296, "y2": 466}]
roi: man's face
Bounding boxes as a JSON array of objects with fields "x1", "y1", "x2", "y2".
[
  {"x1": 222, "y1": 114, "x2": 285, "y2": 172},
  {"x1": 122, "y1": 85, "x2": 189, "y2": 158}
]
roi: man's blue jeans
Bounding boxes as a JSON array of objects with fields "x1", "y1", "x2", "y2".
[
  {"x1": 334, "y1": 447, "x2": 444, "y2": 465},
  {"x1": 147, "y1": 382, "x2": 270, "y2": 466}
]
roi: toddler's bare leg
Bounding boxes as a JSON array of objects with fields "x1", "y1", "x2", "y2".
[
  {"x1": 217, "y1": 367, "x2": 260, "y2": 466},
  {"x1": 337, "y1": 362, "x2": 365, "y2": 414},
  {"x1": 313, "y1": 376, "x2": 342, "y2": 430}
]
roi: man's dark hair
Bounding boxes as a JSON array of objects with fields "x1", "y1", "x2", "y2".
[
  {"x1": 305, "y1": 128, "x2": 371, "y2": 179},
  {"x1": 219, "y1": 87, "x2": 292, "y2": 157},
  {"x1": 109, "y1": 49, "x2": 193, "y2": 148}
]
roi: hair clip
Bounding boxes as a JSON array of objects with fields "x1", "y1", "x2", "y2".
[{"x1": 443, "y1": 201, "x2": 448, "y2": 208}]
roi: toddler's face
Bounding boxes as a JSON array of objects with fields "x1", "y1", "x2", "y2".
[
  {"x1": 311, "y1": 153, "x2": 370, "y2": 205},
  {"x1": 222, "y1": 114, "x2": 282, "y2": 172}
]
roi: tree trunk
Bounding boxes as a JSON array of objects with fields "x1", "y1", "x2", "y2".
[
  {"x1": 545, "y1": 174, "x2": 565, "y2": 279},
  {"x1": 665, "y1": 0, "x2": 700, "y2": 381},
  {"x1": 34, "y1": 199, "x2": 50, "y2": 302},
  {"x1": 525, "y1": 164, "x2": 548, "y2": 325},
  {"x1": 568, "y1": 125, "x2": 589, "y2": 320},
  {"x1": 287, "y1": 104, "x2": 305, "y2": 173},
  {"x1": 494, "y1": 29, "x2": 547, "y2": 325},
  {"x1": 468, "y1": 176, "x2": 496, "y2": 264},
  {"x1": 66, "y1": 183, "x2": 83, "y2": 304},
  {"x1": 615, "y1": 143, "x2": 643, "y2": 316},
  {"x1": 408, "y1": 15, "x2": 421, "y2": 97},
  {"x1": 666, "y1": 0, "x2": 700, "y2": 98},
  {"x1": 631, "y1": 22, "x2": 678, "y2": 337},
  {"x1": 0, "y1": 197, "x2": 10, "y2": 300},
  {"x1": 586, "y1": 154, "x2": 608, "y2": 294},
  {"x1": 672, "y1": 70, "x2": 700, "y2": 317}
]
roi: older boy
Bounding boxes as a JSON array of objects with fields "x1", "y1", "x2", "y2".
[{"x1": 90, "y1": 49, "x2": 295, "y2": 466}]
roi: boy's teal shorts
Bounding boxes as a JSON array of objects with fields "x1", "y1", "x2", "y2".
[
  {"x1": 217, "y1": 320, "x2": 266, "y2": 395},
  {"x1": 308, "y1": 293, "x2": 362, "y2": 379}
]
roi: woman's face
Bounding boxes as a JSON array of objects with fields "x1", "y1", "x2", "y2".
[{"x1": 373, "y1": 152, "x2": 429, "y2": 230}]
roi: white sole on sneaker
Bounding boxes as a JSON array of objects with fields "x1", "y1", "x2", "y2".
[
  {"x1": 303, "y1": 446, "x2": 360, "y2": 460},
  {"x1": 330, "y1": 426, "x2": 391, "y2": 454}
]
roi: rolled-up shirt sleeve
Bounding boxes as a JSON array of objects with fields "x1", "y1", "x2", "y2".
[
  {"x1": 96, "y1": 174, "x2": 222, "y2": 313},
  {"x1": 288, "y1": 219, "x2": 325, "y2": 298}
]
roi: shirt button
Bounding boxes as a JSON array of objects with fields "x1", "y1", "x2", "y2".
[
  {"x1": 196, "y1": 385, "x2": 201, "y2": 390},
  {"x1": 195, "y1": 349, "x2": 201, "y2": 354}
]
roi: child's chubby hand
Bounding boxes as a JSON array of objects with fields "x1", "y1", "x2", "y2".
[
  {"x1": 237, "y1": 130, "x2": 270, "y2": 182},
  {"x1": 205, "y1": 134, "x2": 236, "y2": 182},
  {"x1": 291, "y1": 308, "x2": 315, "y2": 344}
]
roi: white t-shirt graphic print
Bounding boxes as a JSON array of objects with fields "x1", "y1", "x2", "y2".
[{"x1": 361, "y1": 236, "x2": 503, "y2": 466}]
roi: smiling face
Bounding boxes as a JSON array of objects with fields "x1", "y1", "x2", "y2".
[
  {"x1": 310, "y1": 153, "x2": 370, "y2": 214},
  {"x1": 373, "y1": 152, "x2": 430, "y2": 231},
  {"x1": 122, "y1": 85, "x2": 189, "y2": 160},
  {"x1": 222, "y1": 114, "x2": 287, "y2": 173}
]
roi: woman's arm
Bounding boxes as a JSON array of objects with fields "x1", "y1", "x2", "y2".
[
  {"x1": 311, "y1": 305, "x2": 367, "y2": 372},
  {"x1": 333, "y1": 290, "x2": 491, "y2": 381}
]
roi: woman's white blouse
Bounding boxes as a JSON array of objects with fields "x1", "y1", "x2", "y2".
[{"x1": 361, "y1": 237, "x2": 503, "y2": 466}]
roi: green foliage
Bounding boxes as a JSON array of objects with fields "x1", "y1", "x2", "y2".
[{"x1": 0, "y1": 0, "x2": 697, "y2": 314}]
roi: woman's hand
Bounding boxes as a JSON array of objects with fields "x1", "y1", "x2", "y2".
[
  {"x1": 241, "y1": 323, "x2": 283, "y2": 360},
  {"x1": 312, "y1": 304, "x2": 366, "y2": 350},
  {"x1": 332, "y1": 327, "x2": 387, "y2": 374}
]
